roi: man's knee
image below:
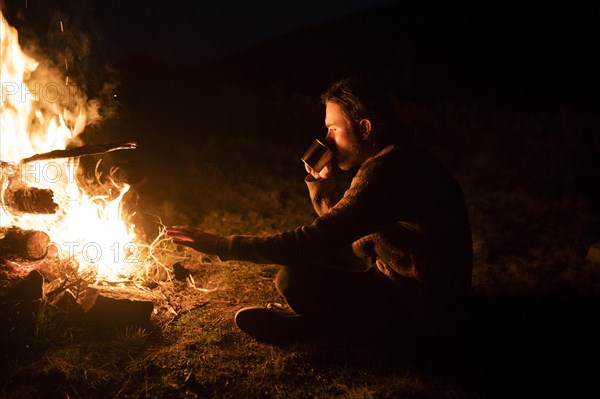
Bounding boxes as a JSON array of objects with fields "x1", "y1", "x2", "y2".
[
  {"x1": 275, "y1": 265, "x2": 326, "y2": 315},
  {"x1": 274, "y1": 264, "x2": 307, "y2": 299}
]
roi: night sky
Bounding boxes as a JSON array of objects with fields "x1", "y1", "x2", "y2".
[
  {"x1": 91, "y1": 0, "x2": 600, "y2": 88},
  {"x1": 93, "y1": 0, "x2": 399, "y2": 65},
  {"x1": 2, "y1": 0, "x2": 398, "y2": 65},
  {"x1": 3, "y1": 0, "x2": 599, "y2": 105}
]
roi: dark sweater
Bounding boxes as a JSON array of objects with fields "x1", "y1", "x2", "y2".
[{"x1": 218, "y1": 143, "x2": 473, "y2": 305}]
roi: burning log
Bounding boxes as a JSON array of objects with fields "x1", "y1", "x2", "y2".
[
  {"x1": 19, "y1": 139, "x2": 138, "y2": 164},
  {"x1": 0, "y1": 227, "x2": 50, "y2": 261},
  {"x1": 3, "y1": 185, "x2": 58, "y2": 214},
  {"x1": 0, "y1": 140, "x2": 137, "y2": 214}
]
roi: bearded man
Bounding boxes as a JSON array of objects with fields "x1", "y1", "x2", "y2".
[{"x1": 167, "y1": 76, "x2": 473, "y2": 343}]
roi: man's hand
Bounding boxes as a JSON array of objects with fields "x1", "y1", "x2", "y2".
[
  {"x1": 305, "y1": 161, "x2": 332, "y2": 180},
  {"x1": 166, "y1": 226, "x2": 224, "y2": 255}
]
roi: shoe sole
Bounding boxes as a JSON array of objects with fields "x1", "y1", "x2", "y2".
[{"x1": 234, "y1": 306, "x2": 308, "y2": 342}]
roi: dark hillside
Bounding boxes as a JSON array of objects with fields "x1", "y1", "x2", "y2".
[
  {"x1": 108, "y1": 1, "x2": 600, "y2": 210},
  {"x1": 201, "y1": 0, "x2": 600, "y2": 108}
]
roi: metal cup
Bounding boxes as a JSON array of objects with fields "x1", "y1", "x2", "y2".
[{"x1": 301, "y1": 139, "x2": 333, "y2": 172}]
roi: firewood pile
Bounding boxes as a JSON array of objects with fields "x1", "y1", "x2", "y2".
[
  {"x1": 0, "y1": 139, "x2": 137, "y2": 262},
  {"x1": 0, "y1": 140, "x2": 164, "y2": 326}
]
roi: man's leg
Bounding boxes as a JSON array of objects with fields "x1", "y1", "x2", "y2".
[
  {"x1": 235, "y1": 250, "x2": 421, "y2": 341},
  {"x1": 274, "y1": 262, "x2": 404, "y2": 336}
]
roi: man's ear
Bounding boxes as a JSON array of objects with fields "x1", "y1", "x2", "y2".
[{"x1": 359, "y1": 119, "x2": 372, "y2": 139}]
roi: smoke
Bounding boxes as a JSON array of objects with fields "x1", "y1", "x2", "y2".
[{"x1": 1, "y1": 0, "x2": 120, "y2": 136}]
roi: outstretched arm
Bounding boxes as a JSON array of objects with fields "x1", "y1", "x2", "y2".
[
  {"x1": 166, "y1": 226, "x2": 228, "y2": 256},
  {"x1": 167, "y1": 150, "x2": 412, "y2": 266}
]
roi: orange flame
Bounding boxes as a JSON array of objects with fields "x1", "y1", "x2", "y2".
[{"x1": 1, "y1": 12, "x2": 139, "y2": 281}]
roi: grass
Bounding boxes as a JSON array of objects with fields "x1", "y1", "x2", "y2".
[{"x1": 1, "y1": 99, "x2": 598, "y2": 398}]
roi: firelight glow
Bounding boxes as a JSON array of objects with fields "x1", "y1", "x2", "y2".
[{"x1": 0, "y1": 12, "x2": 139, "y2": 281}]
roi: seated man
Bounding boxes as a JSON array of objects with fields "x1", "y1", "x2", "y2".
[{"x1": 167, "y1": 76, "x2": 473, "y2": 343}]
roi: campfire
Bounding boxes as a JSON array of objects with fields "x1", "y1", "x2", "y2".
[{"x1": 1, "y1": 11, "x2": 170, "y2": 324}]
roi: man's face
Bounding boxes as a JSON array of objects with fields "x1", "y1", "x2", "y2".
[{"x1": 324, "y1": 101, "x2": 364, "y2": 170}]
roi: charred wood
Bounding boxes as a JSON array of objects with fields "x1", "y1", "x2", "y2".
[
  {"x1": 19, "y1": 139, "x2": 138, "y2": 164},
  {"x1": 0, "y1": 227, "x2": 50, "y2": 261},
  {"x1": 82, "y1": 285, "x2": 162, "y2": 326},
  {"x1": 6, "y1": 269, "x2": 44, "y2": 300},
  {"x1": 4, "y1": 186, "x2": 58, "y2": 214}
]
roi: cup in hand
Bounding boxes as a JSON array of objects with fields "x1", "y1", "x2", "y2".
[{"x1": 301, "y1": 139, "x2": 333, "y2": 173}]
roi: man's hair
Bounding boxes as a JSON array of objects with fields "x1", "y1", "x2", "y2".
[{"x1": 321, "y1": 75, "x2": 413, "y2": 144}]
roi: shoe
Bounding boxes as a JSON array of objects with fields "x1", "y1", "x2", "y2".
[{"x1": 234, "y1": 303, "x2": 316, "y2": 342}]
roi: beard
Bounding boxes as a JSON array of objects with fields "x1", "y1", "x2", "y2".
[{"x1": 335, "y1": 123, "x2": 366, "y2": 170}]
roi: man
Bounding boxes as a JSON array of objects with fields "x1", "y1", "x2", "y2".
[{"x1": 167, "y1": 76, "x2": 473, "y2": 343}]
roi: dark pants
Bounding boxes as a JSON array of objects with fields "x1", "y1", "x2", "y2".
[
  {"x1": 274, "y1": 259, "x2": 469, "y2": 346},
  {"x1": 273, "y1": 256, "x2": 425, "y2": 338}
]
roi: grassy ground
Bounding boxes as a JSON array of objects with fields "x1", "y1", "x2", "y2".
[{"x1": 1, "y1": 100, "x2": 598, "y2": 398}]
